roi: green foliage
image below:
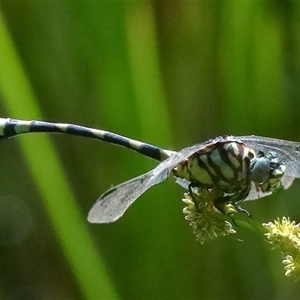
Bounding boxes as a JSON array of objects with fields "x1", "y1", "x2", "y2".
[{"x1": 0, "y1": 2, "x2": 300, "y2": 299}]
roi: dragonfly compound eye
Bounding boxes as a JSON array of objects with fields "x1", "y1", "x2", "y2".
[
  {"x1": 251, "y1": 151, "x2": 286, "y2": 193},
  {"x1": 250, "y1": 156, "x2": 271, "y2": 184}
]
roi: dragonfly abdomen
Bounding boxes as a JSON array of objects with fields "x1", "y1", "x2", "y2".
[{"x1": 0, "y1": 118, "x2": 174, "y2": 161}]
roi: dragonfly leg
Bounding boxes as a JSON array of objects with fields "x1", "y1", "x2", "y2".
[
  {"x1": 188, "y1": 182, "x2": 198, "y2": 199},
  {"x1": 213, "y1": 187, "x2": 251, "y2": 217}
]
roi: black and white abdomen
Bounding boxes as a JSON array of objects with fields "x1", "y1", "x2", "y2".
[{"x1": 173, "y1": 141, "x2": 256, "y2": 193}]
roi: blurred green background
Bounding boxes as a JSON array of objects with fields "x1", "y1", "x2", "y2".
[{"x1": 0, "y1": 2, "x2": 300, "y2": 299}]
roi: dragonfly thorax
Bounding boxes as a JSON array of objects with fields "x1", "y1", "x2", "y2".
[{"x1": 173, "y1": 140, "x2": 255, "y2": 194}]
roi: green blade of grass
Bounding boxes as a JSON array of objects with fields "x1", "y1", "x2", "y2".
[
  {"x1": 0, "y1": 10, "x2": 118, "y2": 300},
  {"x1": 125, "y1": 3, "x2": 173, "y2": 146}
]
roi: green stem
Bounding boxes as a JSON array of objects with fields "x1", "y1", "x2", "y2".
[{"x1": 222, "y1": 214, "x2": 268, "y2": 234}]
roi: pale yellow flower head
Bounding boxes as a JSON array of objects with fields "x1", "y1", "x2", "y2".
[
  {"x1": 264, "y1": 217, "x2": 300, "y2": 280},
  {"x1": 182, "y1": 188, "x2": 236, "y2": 244}
]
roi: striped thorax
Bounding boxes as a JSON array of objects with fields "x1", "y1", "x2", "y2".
[{"x1": 173, "y1": 138, "x2": 255, "y2": 191}]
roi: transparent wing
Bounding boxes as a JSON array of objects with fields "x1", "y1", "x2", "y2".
[
  {"x1": 240, "y1": 135, "x2": 300, "y2": 178},
  {"x1": 245, "y1": 175, "x2": 295, "y2": 201},
  {"x1": 245, "y1": 182, "x2": 272, "y2": 201},
  {"x1": 175, "y1": 178, "x2": 190, "y2": 190},
  {"x1": 88, "y1": 140, "x2": 216, "y2": 223},
  {"x1": 88, "y1": 171, "x2": 155, "y2": 223}
]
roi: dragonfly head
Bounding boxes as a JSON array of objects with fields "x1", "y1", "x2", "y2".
[{"x1": 250, "y1": 150, "x2": 286, "y2": 192}]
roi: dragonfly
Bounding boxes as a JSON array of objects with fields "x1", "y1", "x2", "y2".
[{"x1": 1, "y1": 117, "x2": 300, "y2": 223}]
